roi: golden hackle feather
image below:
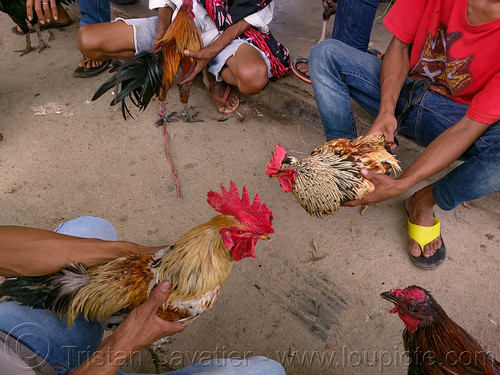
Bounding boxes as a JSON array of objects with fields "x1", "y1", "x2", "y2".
[
  {"x1": 154, "y1": 5, "x2": 203, "y2": 101},
  {"x1": 64, "y1": 215, "x2": 237, "y2": 325}
]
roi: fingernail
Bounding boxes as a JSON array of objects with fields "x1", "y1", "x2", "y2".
[
  {"x1": 54, "y1": 16, "x2": 58, "y2": 20},
  {"x1": 160, "y1": 282, "x2": 171, "y2": 292},
  {"x1": 40, "y1": 20, "x2": 45, "y2": 24},
  {"x1": 28, "y1": 16, "x2": 32, "y2": 21}
]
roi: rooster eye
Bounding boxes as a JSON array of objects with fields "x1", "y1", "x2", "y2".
[
  {"x1": 237, "y1": 230, "x2": 244, "y2": 234},
  {"x1": 407, "y1": 305, "x2": 417, "y2": 312}
]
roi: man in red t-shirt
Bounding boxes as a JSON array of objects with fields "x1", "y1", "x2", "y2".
[{"x1": 308, "y1": 0, "x2": 500, "y2": 269}]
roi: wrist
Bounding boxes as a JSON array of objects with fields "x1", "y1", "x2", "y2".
[{"x1": 394, "y1": 175, "x2": 414, "y2": 194}]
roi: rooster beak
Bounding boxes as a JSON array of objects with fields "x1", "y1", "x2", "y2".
[
  {"x1": 268, "y1": 175, "x2": 276, "y2": 180},
  {"x1": 259, "y1": 235, "x2": 271, "y2": 241},
  {"x1": 380, "y1": 291, "x2": 399, "y2": 305}
]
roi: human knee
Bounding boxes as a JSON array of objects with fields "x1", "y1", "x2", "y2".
[
  {"x1": 236, "y1": 63, "x2": 269, "y2": 95},
  {"x1": 309, "y1": 39, "x2": 346, "y2": 71},
  {"x1": 76, "y1": 26, "x2": 103, "y2": 59}
]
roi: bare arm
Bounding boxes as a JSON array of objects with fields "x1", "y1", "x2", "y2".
[
  {"x1": 71, "y1": 283, "x2": 185, "y2": 375},
  {"x1": 180, "y1": 19, "x2": 252, "y2": 83},
  {"x1": 0, "y1": 226, "x2": 167, "y2": 277},
  {"x1": 153, "y1": 6, "x2": 174, "y2": 46},
  {"x1": 366, "y1": 36, "x2": 411, "y2": 148},
  {"x1": 345, "y1": 115, "x2": 491, "y2": 206}
]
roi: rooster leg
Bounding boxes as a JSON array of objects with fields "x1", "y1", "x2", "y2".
[
  {"x1": 318, "y1": 20, "x2": 327, "y2": 44},
  {"x1": 15, "y1": 33, "x2": 34, "y2": 56},
  {"x1": 360, "y1": 204, "x2": 369, "y2": 216},
  {"x1": 34, "y1": 24, "x2": 51, "y2": 53},
  {"x1": 181, "y1": 103, "x2": 204, "y2": 123}
]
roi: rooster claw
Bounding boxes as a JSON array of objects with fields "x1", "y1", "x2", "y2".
[
  {"x1": 156, "y1": 112, "x2": 179, "y2": 126},
  {"x1": 181, "y1": 110, "x2": 204, "y2": 123},
  {"x1": 181, "y1": 105, "x2": 205, "y2": 122}
]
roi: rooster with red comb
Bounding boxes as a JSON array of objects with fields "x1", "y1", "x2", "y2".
[
  {"x1": 381, "y1": 286, "x2": 500, "y2": 374},
  {"x1": 0, "y1": 182, "x2": 273, "y2": 326},
  {"x1": 266, "y1": 135, "x2": 400, "y2": 217}
]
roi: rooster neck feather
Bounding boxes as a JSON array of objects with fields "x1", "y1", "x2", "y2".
[
  {"x1": 287, "y1": 152, "x2": 368, "y2": 217},
  {"x1": 155, "y1": 215, "x2": 237, "y2": 302}
]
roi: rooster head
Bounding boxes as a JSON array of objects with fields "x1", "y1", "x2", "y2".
[
  {"x1": 207, "y1": 181, "x2": 274, "y2": 262},
  {"x1": 381, "y1": 286, "x2": 440, "y2": 333},
  {"x1": 266, "y1": 144, "x2": 297, "y2": 193}
]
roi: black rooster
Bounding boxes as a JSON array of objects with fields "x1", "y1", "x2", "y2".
[
  {"x1": 381, "y1": 286, "x2": 500, "y2": 374},
  {"x1": 1, "y1": 0, "x2": 75, "y2": 55}
]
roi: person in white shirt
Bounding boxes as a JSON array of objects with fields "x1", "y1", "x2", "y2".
[{"x1": 76, "y1": 0, "x2": 290, "y2": 115}]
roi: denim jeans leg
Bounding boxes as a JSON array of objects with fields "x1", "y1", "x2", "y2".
[
  {"x1": 432, "y1": 120, "x2": 500, "y2": 210},
  {"x1": 117, "y1": 356, "x2": 286, "y2": 375},
  {"x1": 309, "y1": 39, "x2": 384, "y2": 140},
  {"x1": 332, "y1": 0, "x2": 380, "y2": 52},
  {"x1": 78, "y1": 0, "x2": 111, "y2": 26},
  {"x1": 0, "y1": 217, "x2": 115, "y2": 374},
  {"x1": 394, "y1": 91, "x2": 500, "y2": 210}
]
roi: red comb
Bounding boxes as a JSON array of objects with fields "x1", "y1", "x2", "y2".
[
  {"x1": 207, "y1": 181, "x2": 274, "y2": 235},
  {"x1": 265, "y1": 144, "x2": 286, "y2": 175}
]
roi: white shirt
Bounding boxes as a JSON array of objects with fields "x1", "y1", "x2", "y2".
[{"x1": 148, "y1": 0, "x2": 274, "y2": 46}]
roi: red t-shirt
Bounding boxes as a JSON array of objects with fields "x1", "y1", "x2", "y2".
[{"x1": 384, "y1": 0, "x2": 500, "y2": 124}]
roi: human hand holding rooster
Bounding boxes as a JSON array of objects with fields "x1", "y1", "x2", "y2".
[
  {"x1": 366, "y1": 111, "x2": 399, "y2": 152},
  {"x1": 180, "y1": 18, "x2": 251, "y2": 84},
  {"x1": 342, "y1": 169, "x2": 409, "y2": 207},
  {"x1": 72, "y1": 282, "x2": 185, "y2": 375}
]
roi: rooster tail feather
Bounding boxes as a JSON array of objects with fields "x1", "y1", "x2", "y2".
[
  {"x1": 0, "y1": 263, "x2": 90, "y2": 316},
  {"x1": 92, "y1": 51, "x2": 164, "y2": 119}
]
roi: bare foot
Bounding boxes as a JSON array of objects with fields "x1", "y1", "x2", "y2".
[
  {"x1": 79, "y1": 55, "x2": 105, "y2": 70},
  {"x1": 295, "y1": 62, "x2": 309, "y2": 78},
  {"x1": 16, "y1": 6, "x2": 71, "y2": 33},
  {"x1": 404, "y1": 193, "x2": 443, "y2": 258},
  {"x1": 204, "y1": 74, "x2": 239, "y2": 114}
]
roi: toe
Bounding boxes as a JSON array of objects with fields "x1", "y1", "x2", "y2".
[{"x1": 409, "y1": 238, "x2": 422, "y2": 257}]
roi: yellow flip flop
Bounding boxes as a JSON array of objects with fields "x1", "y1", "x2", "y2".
[{"x1": 407, "y1": 216, "x2": 446, "y2": 269}]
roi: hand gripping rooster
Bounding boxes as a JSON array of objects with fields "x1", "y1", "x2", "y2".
[
  {"x1": 0, "y1": 182, "x2": 273, "y2": 327},
  {"x1": 92, "y1": 0, "x2": 203, "y2": 121},
  {"x1": 266, "y1": 135, "x2": 400, "y2": 217},
  {"x1": 381, "y1": 286, "x2": 500, "y2": 374}
]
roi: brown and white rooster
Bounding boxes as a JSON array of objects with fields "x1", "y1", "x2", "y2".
[
  {"x1": 0, "y1": 182, "x2": 273, "y2": 326},
  {"x1": 266, "y1": 135, "x2": 400, "y2": 217}
]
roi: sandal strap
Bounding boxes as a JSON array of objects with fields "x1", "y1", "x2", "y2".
[{"x1": 408, "y1": 217, "x2": 440, "y2": 252}]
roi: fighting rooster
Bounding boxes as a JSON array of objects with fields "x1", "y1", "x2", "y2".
[
  {"x1": 266, "y1": 135, "x2": 400, "y2": 217},
  {"x1": 1, "y1": 0, "x2": 75, "y2": 55},
  {"x1": 0, "y1": 182, "x2": 273, "y2": 326},
  {"x1": 381, "y1": 286, "x2": 500, "y2": 374},
  {"x1": 92, "y1": 0, "x2": 203, "y2": 121}
]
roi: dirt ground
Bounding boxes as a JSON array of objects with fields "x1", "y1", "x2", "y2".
[{"x1": 0, "y1": 1, "x2": 498, "y2": 374}]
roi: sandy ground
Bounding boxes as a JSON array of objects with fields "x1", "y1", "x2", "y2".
[{"x1": 0, "y1": 1, "x2": 499, "y2": 374}]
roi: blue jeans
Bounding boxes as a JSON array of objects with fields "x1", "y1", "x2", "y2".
[
  {"x1": 78, "y1": 0, "x2": 110, "y2": 26},
  {"x1": 331, "y1": 0, "x2": 380, "y2": 52},
  {"x1": 0, "y1": 217, "x2": 285, "y2": 375},
  {"x1": 308, "y1": 39, "x2": 500, "y2": 211}
]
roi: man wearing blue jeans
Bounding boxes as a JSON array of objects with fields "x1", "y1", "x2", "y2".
[
  {"x1": 308, "y1": 0, "x2": 500, "y2": 269},
  {"x1": 292, "y1": 0, "x2": 380, "y2": 82},
  {"x1": 0, "y1": 217, "x2": 285, "y2": 375}
]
